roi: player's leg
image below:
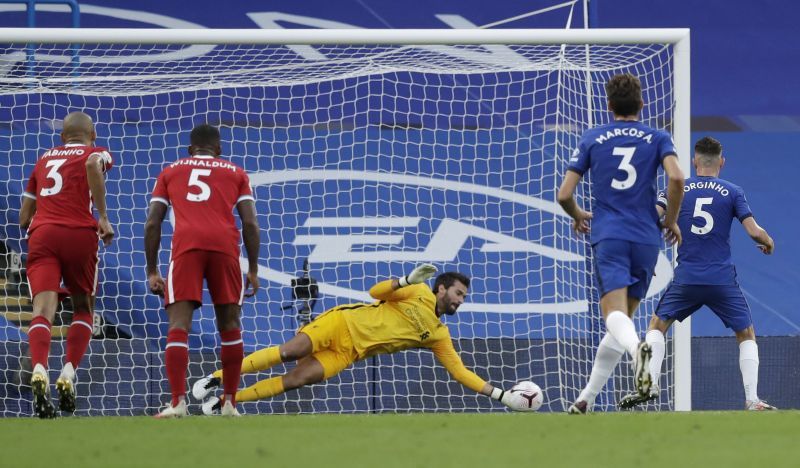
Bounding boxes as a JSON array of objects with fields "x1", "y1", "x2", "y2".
[
  {"x1": 194, "y1": 332, "x2": 315, "y2": 402},
  {"x1": 193, "y1": 310, "x2": 339, "y2": 401},
  {"x1": 56, "y1": 229, "x2": 101, "y2": 413},
  {"x1": 29, "y1": 291, "x2": 59, "y2": 419},
  {"x1": 156, "y1": 252, "x2": 203, "y2": 418},
  {"x1": 206, "y1": 252, "x2": 246, "y2": 411},
  {"x1": 54, "y1": 293, "x2": 93, "y2": 413},
  {"x1": 618, "y1": 314, "x2": 672, "y2": 409},
  {"x1": 235, "y1": 350, "x2": 346, "y2": 403},
  {"x1": 569, "y1": 332, "x2": 626, "y2": 414},
  {"x1": 734, "y1": 326, "x2": 771, "y2": 409},
  {"x1": 154, "y1": 300, "x2": 195, "y2": 418},
  {"x1": 25, "y1": 227, "x2": 63, "y2": 418},
  {"x1": 203, "y1": 318, "x2": 357, "y2": 414},
  {"x1": 203, "y1": 351, "x2": 351, "y2": 415},
  {"x1": 619, "y1": 284, "x2": 700, "y2": 409},
  {"x1": 206, "y1": 311, "x2": 336, "y2": 382},
  {"x1": 594, "y1": 241, "x2": 641, "y2": 358},
  {"x1": 600, "y1": 288, "x2": 642, "y2": 356},
  {"x1": 568, "y1": 241, "x2": 636, "y2": 413},
  {"x1": 644, "y1": 314, "x2": 671, "y2": 391},
  {"x1": 213, "y1": 303, "x2": 243, "y2": 410},
  {"x1": 709, "y1": 286, "x2": 775, "y2": 410},
  {"x1": 625, "y1": 242, "x2": 661, "y2": 397}
]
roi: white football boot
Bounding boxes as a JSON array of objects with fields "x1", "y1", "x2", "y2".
[
  {"x1": 746, "y1": 400, "x2": 777, "y2": 411},
  {"x1": 154, "y1": 399, "x2": 188, "y2": 419},
  {"x1": 220, "y1": 400, "x2": 241, "y2": 417},
  {"x1": 634, "y1": 342, "x2": 653, "y2": 397},
  {"x1": 31, "y1": 363, "x2": 57, "y2": 419},
  {"x1": 192, "y1": 374, "x2": 221, "y2": 401},
  {"x1": 202, "y1": 396, "x2": 222, "y2": 416},
  {"x1": 55, "y1": 363, "x2": 77, "y2": 413}
]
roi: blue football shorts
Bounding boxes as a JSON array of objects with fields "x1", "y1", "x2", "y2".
[
  {"x1": 592, "y1": 239, "x2": 659, "y2": 299},
  {"x1": 655, "y1": 283, "x2": 753, "y2": 332}
]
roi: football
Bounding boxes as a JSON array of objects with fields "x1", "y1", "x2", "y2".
[{"x1": 510, "y1": 381, "x2": 544, "y2": 411}]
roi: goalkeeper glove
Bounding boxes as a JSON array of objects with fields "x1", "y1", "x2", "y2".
[
  {"x1": 398, "y1": 263, "x2": 437, "y2": 287},
  {"x1": 491, "y1": 387, "x2": 525, "y2": 411}
]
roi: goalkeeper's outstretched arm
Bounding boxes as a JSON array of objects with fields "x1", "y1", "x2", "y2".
[{"x1": 430, "y1": 336, "x2": 525, "y2": 411}]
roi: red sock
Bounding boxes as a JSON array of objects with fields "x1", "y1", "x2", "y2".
[
  {"x1": 65, "y1": 310, "x2": 93, "y2": 369},
  {"x1": 165, "y1": 328, "x2": 189, "y2": 407},
  {"x1": 220, "y1": 329, "x2": 243, "y2": 405},
  {"x1": 28, "y1": 316, "x2": 52, "y2": 369}
]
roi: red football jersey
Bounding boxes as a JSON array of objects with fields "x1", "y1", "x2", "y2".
[
  {"x1": 151, "y1": 155, "x2": 254, "y2": 260},
  {"x1": 24, "y1": 144, "x2": 114, "y2": 235}
]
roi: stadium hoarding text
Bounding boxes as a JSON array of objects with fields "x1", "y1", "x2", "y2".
[{"x1": 244, "y1": 169, "x2": 673, "y2": 316}]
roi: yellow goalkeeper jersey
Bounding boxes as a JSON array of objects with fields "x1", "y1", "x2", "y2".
[{"x1": 331, "y1": 280, "x2": 486, "y2": 393}]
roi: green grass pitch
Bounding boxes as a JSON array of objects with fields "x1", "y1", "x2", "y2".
[{"x1": 1, "y1": 411, "x2": 798, "y2": 467}]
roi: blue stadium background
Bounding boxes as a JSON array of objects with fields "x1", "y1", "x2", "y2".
[{"x1": 0, "y1": 0, "x2": 797, "y2": 412}]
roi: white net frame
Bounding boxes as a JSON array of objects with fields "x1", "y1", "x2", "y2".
[{"x1": 0, "y1": 28, "x2": 691, "y2": 416}]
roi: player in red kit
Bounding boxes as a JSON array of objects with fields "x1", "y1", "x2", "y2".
[
  {"x1": 144, "y1": 124, "x2": 260, "y2": 418},
  {"x1": 19, "y1": 111, "x2": 115, "y2": 418}
]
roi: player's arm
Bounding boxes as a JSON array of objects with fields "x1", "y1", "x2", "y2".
[
  {"x1": 20, "y1": 168, "x2": 38, "y2": 229},
  {"x1": 369, "y1": 263, "x2": 437, "y2": 301},
  {"x1": 236, "y1": 199, "x2": 261, "y2": 297},
  {"x1": 733, "y1": 186, "x2": 773, "y2": 255},
  {"x1": 661, "y1": 155, "x2": 685, "y2": 245},
  {"x1": 655, "y1": 191, "x2": 667, "y2": 218},
  {"x1": 430, "y1": 338, "x2": 526, "y2": 411},
  {"x1": 741, "y1": 217, "x2": 774, "y2": 255},
  {"x1": 19, "y1": 196, "x2": 36, "y2": 230},
  {"x1": 86, "y1": 152, "x2": 114, "y2": 246},
  {"x1": 557, "y1": 170, "x2": 592, "y2": 234},
  {"x1": 144, "y1": 200, "x2": 168, "y2": 296}
]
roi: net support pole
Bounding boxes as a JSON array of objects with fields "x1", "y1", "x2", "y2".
[{"x1": 672, "y1": 32, "x2": 692, "y2": 412}]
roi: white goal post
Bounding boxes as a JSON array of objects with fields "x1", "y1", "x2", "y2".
[{"x1": 0, "y1": 28, "x2": 690, "y2": 415}]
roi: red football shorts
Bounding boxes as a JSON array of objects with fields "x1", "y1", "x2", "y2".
[
  {"x1": 26, "y1": 225, "x2": 99, "y2": 299},
  {"x1": 164, "y1": 250, "x2": 243, "y2": 307}
]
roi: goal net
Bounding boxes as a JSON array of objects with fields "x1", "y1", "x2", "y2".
[{"x1": 0, "y1": 29, "x2": 689, "y2": 416}]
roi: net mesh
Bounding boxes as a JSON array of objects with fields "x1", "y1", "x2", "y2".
[{"x1": 0, "y1": 40, "x2": 676, "y2": 416}]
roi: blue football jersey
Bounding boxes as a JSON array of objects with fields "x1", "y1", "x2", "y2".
[
  {"x1": 568, "y1": 120, "x2": 677, "y2": 246},
  {"x1": 657, "y1": 176, "x2": 752, "y2": 285}
]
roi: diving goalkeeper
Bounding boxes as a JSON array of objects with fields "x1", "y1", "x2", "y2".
[{"x1": 193, "y1": 264, "x2": 529, "y2": 413}]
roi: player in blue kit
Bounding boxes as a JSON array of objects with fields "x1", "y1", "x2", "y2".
[
  {"x1": 619, "y1": 136, "x2": 776, "y2": 411},
  {"x1": 557, "y1": 73, "x2": 685, "y2": 414}
]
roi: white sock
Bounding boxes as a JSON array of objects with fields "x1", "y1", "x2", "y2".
[
  {"x1": 578, "y1": 333, "x2": 625, "y2": 405},
  {"x1": 645, "y1": 330, "x2": 665, "y2": 389},
  {"x1": 739, "y1": 340, "x2": 759, "y2": 402},
  {"x1": 605, "y1": 311, "x2": 640, "y2": 358}
]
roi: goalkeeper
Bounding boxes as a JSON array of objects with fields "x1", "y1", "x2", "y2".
[{"x1": 193, "y1": 264, "x2": 528, "y2": 413}]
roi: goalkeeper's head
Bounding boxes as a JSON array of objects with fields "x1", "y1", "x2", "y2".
[
  {"x1": 189, "y1": 123, "x2": 222, "y2": 157},
  {"x1": 61, "y1": 111, "x2": 96, "y2": 145},
  {"x1": 433, "y1": 272, "x2": 470, "y2": 317},
  {"x1": 605, "y1": 73, "x2": 643, "y2": 119}
]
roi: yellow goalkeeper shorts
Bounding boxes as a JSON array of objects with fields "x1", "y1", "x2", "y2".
[{"x1": 299, "y1": 310, "x2": 358, "y2": 379}]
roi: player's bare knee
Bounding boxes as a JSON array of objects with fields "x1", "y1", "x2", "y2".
[
  {"x1": 214, "y1": 304, "x2": 241, "y2": 331},
  {"x1": 31, "y1": 291, "x2": 59, "y2": 321},
  {"x1": 600, "y1": 288, "x2": 628, "y2": 317},
  {"x1": 70, "y1": 294, "x2": 92, "y2": 313},
  {"x1": 648, "y1": 315, "x2": 671, "y2": 333},
  {"x1": 735, "y1": 326, "x2": 756, "y2": 343}
]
